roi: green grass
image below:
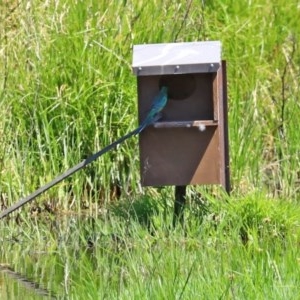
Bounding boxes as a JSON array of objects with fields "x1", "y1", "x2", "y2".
[
  {"x1": 1, "y1": 0, "x2": 300, "y2": 299},
  {"x1": 1, "y1": 0, "x2": 299, "y2": 205},
  {"x1": 1, "y1": 194, "x2": 300, "y2": 299}
]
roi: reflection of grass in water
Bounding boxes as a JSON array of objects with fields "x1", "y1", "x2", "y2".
[
  {"x1": 1, "y1": 193, "x2": 300, "y2": 299},
  {"x1": 0, "y1": 263, "x2": 56, "y2": 299}
]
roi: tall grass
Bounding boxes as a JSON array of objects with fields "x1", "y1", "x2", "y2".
[
  {"x1": 0, "y1": 0, "x2": 299, "y2": 208},
  {"x1": 1, "y1": 0, "x2": 299, "y2": 211}
]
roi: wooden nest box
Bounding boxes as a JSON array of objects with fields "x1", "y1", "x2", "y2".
[{"x1": 132, "y1": 41, "x2": 230, "y2": 192}]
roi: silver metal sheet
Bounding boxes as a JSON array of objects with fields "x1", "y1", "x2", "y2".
[{"x1": 132, "y1": 41, "x2": 221, "y2": 76}]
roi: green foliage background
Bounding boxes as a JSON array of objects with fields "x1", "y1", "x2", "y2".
[{"x1": 0, "y1": 0, "x2": 300, "y2": 209}]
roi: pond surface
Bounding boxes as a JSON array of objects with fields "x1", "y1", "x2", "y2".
[
  {"x1": 0, "y1": 214, "x2": 98, "y2": 299},
  {"x1": 0, "y1": 265, "x2": 56, "y2": 299},
  {"x1": 0, "y1": 199, "x2": 162, "y2": 299}
]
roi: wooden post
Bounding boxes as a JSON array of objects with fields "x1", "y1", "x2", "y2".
[{"x1": 173, "y1": 185, "x2": 187, "y2": 227}]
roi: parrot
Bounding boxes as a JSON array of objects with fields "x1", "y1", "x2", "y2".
[{"x1": 137, "y1": 86, "x2": 168, "y2": 133}]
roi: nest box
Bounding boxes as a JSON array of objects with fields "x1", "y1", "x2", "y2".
[{"x1": 132, "y1": 41, "x2": 230, "y2": 192}]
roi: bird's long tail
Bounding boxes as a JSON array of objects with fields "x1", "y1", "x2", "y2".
[{"x1": 137, "y1": 112, "x2": 163, "y2": 134}]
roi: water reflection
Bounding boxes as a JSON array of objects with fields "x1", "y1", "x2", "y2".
[
  {"x1": 0, "y1": 213, "x2": 110, "y2": 299},
  {"x1": 0, "y1": 201, "x2": 156, "y2": 299},
  {"x1": 0, "y1": 264, "x2": 56, "y2": 299},
  {"x1": 0, "y1": 214, "x2": 84, "y2": 299}
]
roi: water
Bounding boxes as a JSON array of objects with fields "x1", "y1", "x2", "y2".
[
  {"x1": 0, "y1": 210, "x2": 145, "y2": 299},
  {"x1": 0, "y1": 214, "x2": 96, "y2": 299},
  {"x1": 0, "y1": 265, "x2": 55, "y2": 299}
]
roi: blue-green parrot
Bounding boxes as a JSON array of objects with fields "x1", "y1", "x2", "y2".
[{"x1": 137, "y1": 86, "x2": 168, "y2": 133}]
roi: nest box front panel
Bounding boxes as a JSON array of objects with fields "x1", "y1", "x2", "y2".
[
  {"x1": 139, "y1": 126, "x2": 221, "y2": 186},
  {"x1": 137, "y1": 72, "x2": 222, "y2": 187}
]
